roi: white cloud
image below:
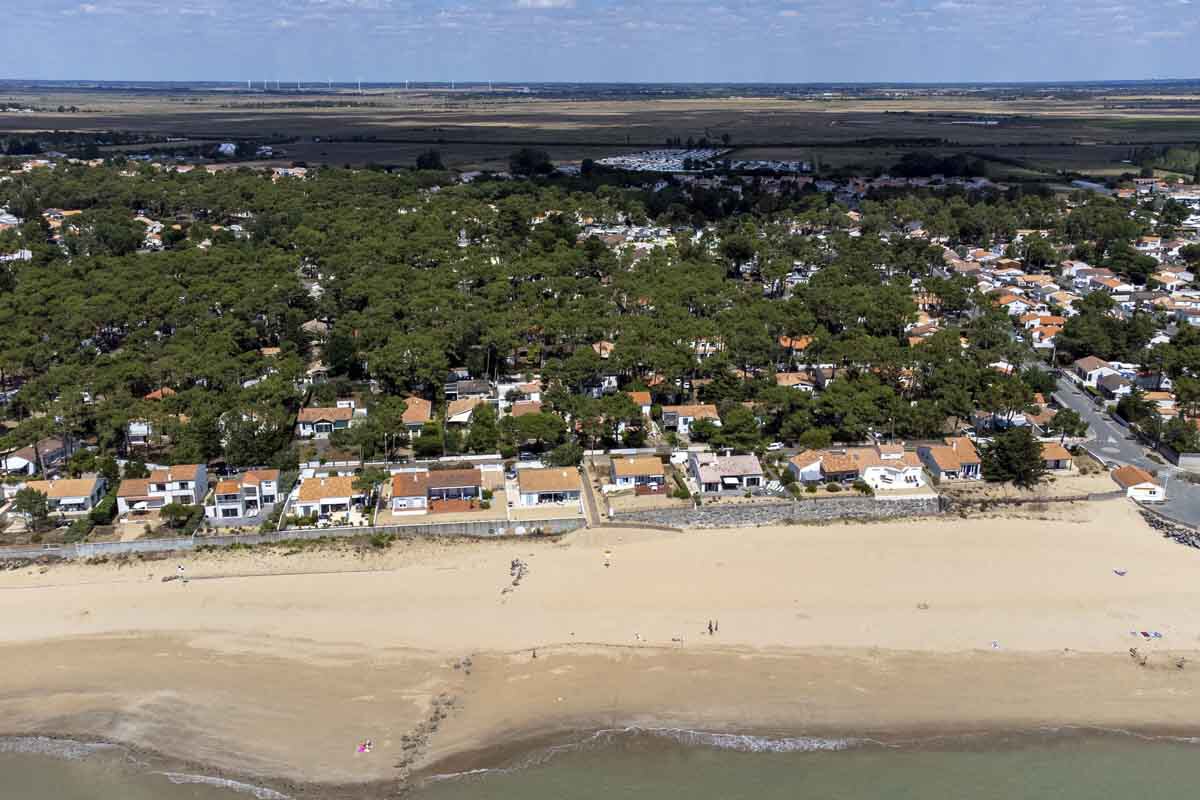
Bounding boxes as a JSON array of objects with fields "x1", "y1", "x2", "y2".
[{"x1": 515, "y1": 0, "x2": 575, "y2": 7}]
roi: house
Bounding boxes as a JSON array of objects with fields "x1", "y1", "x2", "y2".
[
  {"x1": 917, "y1": 437, "x2": 982, "y2": 482},
  {"x1": 390, "y1": 472, "x2": 431, "y2": 515},
  {"x1": 0, "y1": 437, "x2": 71, "y2": 476},
  {"x1": 775, "y1": 372, "x2": 816, "y2": 392},
  {"x1": 1073, "y1": 356, "x2": 1116, "y2": 387},
  {"x1": 116, "y1": 464, "x2": 208, "y2": 515},
  {"x1": 143, "y1": 386, "x2": 176, "y2": 401},
  {"x1": 205, "y1": 469, "x2": 280, "y2": 521},
  {"x1": 446, "y1": 397, "x2": 486, "y2": 425},
  {"x1": 1041, "y1": 442, "x2": 1074, "y2": 472},
  {"x1": 293, "y1": 476, "x2": 365, "y2": 519},
  {"x1": 689, "y1": 452, "x2": 764, "y2": 494},
  {"x1": 661, "y1": 404, "x2": 721, "y2": 436},
  {"x1": 402, "y1": 396, "x2": 432, "y2": 434},
  {"x1": 610, "y1": 456, "x2": 666, "y2": 489},
  {"x1": 517, "y1": 467, "x2": 582, "y2": 507},
  {"x1": 788, "y1": 444, "x2": 926, "y2": 490},
  {"x1": 510, "y1": 400, "x2": 543, "y2": 417},
  {"x1": 1111, "y1": 465, "x2": 1165, "y2": 502},
  {"x1": 425, "y1": 469, "x2": 483, "y2": 502},
  {"x1": 23, "y1": 475, "x2": 107, "y2": 515},
  {"x1": 627, "y1": 391, "x2": 652, "y2": 417},
  {"x1": 1097, "y1": 373, "x2": 1133, "y2": 400},
  {"x1": 787, "y1": 450, "x2": 826, "y2": 484},
  {"x1": 296, "y1": 406, "x2": 357, "y2": 439},
  {"x1": 444, "y1": 379, "x2": 493, "y2": 402}
]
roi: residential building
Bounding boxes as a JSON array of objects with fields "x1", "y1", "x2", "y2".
[
  {"x1": 296, "y1": 406, "x2": 360, "y2": 438},
  {"x1": 1097, "y1": 373, "x2": 1133, "y2": 400},
  {"x1": 205, "y1": 469, "x2": 280, "y2": 521},
  {"x1": 444, "y1": 379, "x2": 493, "y2": 402},
  {"x1": 610, "y1": 456, "x2": 666, "y2": 489},
  {"x1": 116, "y1": 464, "x2": 208, "y2": 515},
  {"x1": 1111, "y1": 465, "x2": 1165, "y2": 502},
  {"x1": 24, "y1": 475, "x2": 106, "y2": 515},
  {"x1": 917, "y1": 437, "x2": 982, "y2": 482},
  {"x1": 446, "y1": 397, "x2": 486, "y2": 425},
  {"x1": 788, "y1": 444, "x2": 926, "y2": 490},
  {"x1": 626, "y1": 391, "x2": 652, "y2": 417},
  {"x1": 402, "y1": 396, "x2": 432, "y2": 434},
  {"x1": 390, "y1": 472, "x2": 431, "y2": 515},
  {"x1": 510, "y1": 400, "x2": 543, "y2": 417},
  {"x1": 0, "y1": 437, "x2": 71, "y2": 476},
  {"x1": 1041, "y1": 442, "x2": 1074, "y2": 472},
  {"x1": 689, "y1": 452, "x2": 764, "y2": 494},
  {"x1": 1072, "y1": 356, "x2": 1116, "y2": 387},
  {"x1": 516, "y1": 467, "x2": 583, "y2": 507},
  {"x1": 425, "y1": 469, "x2": 483, "y2": 502},
  {"x1": 775, "y1": 372, "x2": 817, "y2": 392},
  {"x1": 293, "y1": 476, "x2": 365, "y2": 518},
  {"x1": 661, "y1": 404, "x2": 721, "y2": 436}
]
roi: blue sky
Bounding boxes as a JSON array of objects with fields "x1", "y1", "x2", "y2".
[{"x1": 3, "y1": 0, "x2": 1197, "y2": 83}]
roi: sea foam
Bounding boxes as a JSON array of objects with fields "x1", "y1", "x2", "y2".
[{"x1": 158, "y1": 772, "x2": 292, "y2": 800}]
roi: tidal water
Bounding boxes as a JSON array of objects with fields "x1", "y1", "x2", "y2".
[{"x1": 5, "y1": 729, "x2": 1200, "y2": 800}]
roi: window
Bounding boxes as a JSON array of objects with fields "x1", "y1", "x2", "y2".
[
  {"x1": 262, "y1": 495, "x2": 275, "y2": 504},
  {"x1": 152, "y1": 483, "x2": 167, "y2": 492},
  {"x1": 221, "y1": 508, "x2": 239, "y2": 518}
]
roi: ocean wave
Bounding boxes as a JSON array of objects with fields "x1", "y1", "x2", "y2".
[
  {"x1": 0, "y1": 735, "x2": 116, "y2": 760},
  {"x1": 637, "y1": 727, "x2": 864, "y2": 753},
  {"x1": 426, "y1": 725, "x2": 866, "y2": 783},
  {"x1": 158, "y1": 772, "x2": 291, "y2": 800}
]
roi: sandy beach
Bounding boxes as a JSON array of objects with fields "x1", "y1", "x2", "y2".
[{"x1": 4, "y1": 499, "x2": 1200, "y2": 794}]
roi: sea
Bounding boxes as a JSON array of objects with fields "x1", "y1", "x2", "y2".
[{"x1": 4, "y1": 729, "x2": 1200, "y2": 800}]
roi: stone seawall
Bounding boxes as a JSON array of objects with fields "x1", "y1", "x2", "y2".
[{"x1": 611, "y1": 496, "x2": 943, "y2": 529}]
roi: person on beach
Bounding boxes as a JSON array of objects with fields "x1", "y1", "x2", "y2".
[{"x1": 708, "y1": 621, "x2": 713, "y2": 636}]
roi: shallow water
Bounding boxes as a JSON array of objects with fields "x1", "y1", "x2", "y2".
[
  {"x1": 0, "y1": 739, "x2": 276, "y2": 800},
  {"x1": 414, "y1": 729, "x2": 1200, "y2": 800},
  {"x1": 6, "y1": 730, "x2": 1200, "y2": 800}
]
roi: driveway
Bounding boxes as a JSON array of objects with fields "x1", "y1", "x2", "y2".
[{"x1": 1054, "y1": 377, "x2": 1200, "y2": 527}]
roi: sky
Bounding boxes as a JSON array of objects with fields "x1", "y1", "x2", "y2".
[{"x1": 2, "y1": 0, "x2": 1197, "y2": 84}]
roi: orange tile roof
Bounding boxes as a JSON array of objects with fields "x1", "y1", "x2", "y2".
[
  {"x1": 1112, "y1": 465, "x2": 1159, "y2": 489},
  {"x1": 1041, "y1": 442, "x2": 1073, "y2": 462},
  {"x1": 402, "y1": 396, "x2": 432, "y2": 425},
  {"x1": 298, "y1": 406, "x2": 353, "y2": 423},
  {"x1": 611, "y1": 456, "x2": 664, "y2": 478},
  {"x1": 518, "y1": 468, "x2": 581, "y2": 494},
  {"x1": 148, "y1": 464, "x2": 201, "y2": 482},
  {"x1": 117, "y1": 478, "x2": 151, "y2": 498},
  {"x1": 298, "y1": 476, "x2": 356, "y2": 501},
  {"x1": 662, "y1": 404, "x2": 719, "y2": 419},
  {"x1": 511, "y1": 400, "x2": 543, "y2": 417},
  {"x1": 446, "y1": 397, "x2": 485, "y2": 419}
]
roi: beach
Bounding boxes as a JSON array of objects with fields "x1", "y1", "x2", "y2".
[{"x1": 4, "y1": 499, "x2": 1200, "y2": 794}]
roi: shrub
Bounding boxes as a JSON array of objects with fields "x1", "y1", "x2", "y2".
[
  {"x1": 482, "y1": 488, "x2": 494, "y2": 501},
  {"x1": 825, "y1": 482, "x2": 843, "y2": 493},
  {"x1": 480, "y1": 500, "x2": 491, "y2": 510},
  {"x1": 89, "y1": 493, "x2": 117, "y2": 525},
  {"x1": 369, "y1": 532, "x2": 393, "y2": 549},
  {"x1": 805, "y1": 484, "x2": 818, "y2": 494},
  {"x1": 65, "y1": 517, "x2": 93, "y2": 543},
  {"x1": 852, "y1": 479, "x2": 874, "y2": 496}
]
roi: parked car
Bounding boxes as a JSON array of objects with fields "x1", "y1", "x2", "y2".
[{"x1": 767, "y1": 442, "x2": 785, "y2": 451}]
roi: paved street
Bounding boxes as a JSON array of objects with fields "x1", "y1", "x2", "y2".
[{"x1": 1054, "y1": 377, "x2": 1200, "y2": 527}]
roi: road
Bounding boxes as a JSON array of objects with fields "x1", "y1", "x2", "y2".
[{"x1": 1054, "y1": 377, "x2": 1200, "y2": 527}]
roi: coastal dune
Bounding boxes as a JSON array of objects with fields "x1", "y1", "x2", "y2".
[{"x1": 3, "y1": 499, "x2": 1200, "y2": 792}]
